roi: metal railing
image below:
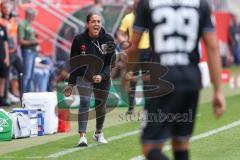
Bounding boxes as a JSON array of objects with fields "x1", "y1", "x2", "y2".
[
  {"x1": 33, "y1": 28, "x2": 70, "y2": 54},
  {"x1": 33, "y1": 21, "x2": 72, "y2": 48},
  {"x1": 46, "y1": 2, "x2": 85, "y2": 27},
  {"x1": 111, "y1": 4, "x2": 128, "y2": 35}
]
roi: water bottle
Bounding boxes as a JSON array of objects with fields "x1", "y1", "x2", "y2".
[{"x1": 37, "y1": 109, "x2": 44, "y2": 136}]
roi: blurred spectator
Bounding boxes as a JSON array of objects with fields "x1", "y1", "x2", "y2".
[
  {"x1": 229, "y1": 14, "x2": 240, "y2": 65},
  {"x1": 0, "y1": 24, "x2": 10, "y2": 106},
  {"x1": 48, "y1": 61, "x2": 68, "y2": 91},
  {"x1": 18, "y1": 7, "x2": 39, "y2": 93},
  {"x1": 219, "y1": 40, "x2": 233, "y2": 67},
  {"x1": 117, "y1": 0, "x2": 151, "y2": 114},
  {"x1": 111, "y1": 51, "x2": 127, "y2": 79},
  {"x1": 0, "y1": 1, "x2": 22, "y2": 104},
  {"x1": 33, "y1": 56, "x2": 51, "y2": 92}
]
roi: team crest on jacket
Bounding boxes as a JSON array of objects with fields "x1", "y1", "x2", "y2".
[{"x1": 80, "y1": 44, "x2": 86, "y2": 55}]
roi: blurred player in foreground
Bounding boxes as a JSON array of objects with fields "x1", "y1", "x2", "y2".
[{"x1": 123, "y1": 0, "x2": 226, "y2": 159}]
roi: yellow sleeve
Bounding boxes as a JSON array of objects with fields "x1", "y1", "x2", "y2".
[{"x1": 119, "y1": 15, "x2": 129, "y2": 33}]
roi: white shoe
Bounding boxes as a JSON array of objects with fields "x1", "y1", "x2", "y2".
[
  {"x1": 93, "y1": 132, "x2": 108, "y2": 144},
  {"x1": 8, "y1": 92, "x2": 20, "y2": 104},
  {"x1": 78, "y1": 136, "x2": 88, "y2": 147}
]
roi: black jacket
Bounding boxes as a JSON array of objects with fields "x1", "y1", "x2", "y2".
[
  {"x1": 0, "y1": 25, "x2": 8, "y2": 60},
  {"x1": 68, "y1": 28, "x2": 116, "y2": 85}
]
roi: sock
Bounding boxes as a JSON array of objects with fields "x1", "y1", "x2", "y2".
[
  {"x1": 174, "y1": 150, "x2": 189, "y2": 160},
  {"x1": 147, "y1": 149, "x2": 169, "y2": 160}
]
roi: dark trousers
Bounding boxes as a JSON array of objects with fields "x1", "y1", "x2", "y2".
[
  {"x1": 77, "y1": 79, "x2": 110, "y2": 133},
  {"x1": 4, "y1": 53, "x2": 23, "y2": 98}
]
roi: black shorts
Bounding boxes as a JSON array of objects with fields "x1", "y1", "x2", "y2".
[
  {"x1": 0, "y1": 60, "x2": 8, "y2": 78},
  {"x1": 141, "y1": 90, "x2": 199, "y2": 144}
]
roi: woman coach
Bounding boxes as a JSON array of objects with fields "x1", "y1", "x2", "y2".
[{"x1": 64, "y1": 13, "x2": 116, "y2": 147}]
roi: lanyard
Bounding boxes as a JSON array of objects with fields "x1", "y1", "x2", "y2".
[{"x1": 91, "y1": 40, "x2": 105, "y2": 54}]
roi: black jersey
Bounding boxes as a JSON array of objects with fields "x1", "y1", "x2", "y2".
[
  {"x1": 0, "y1": 25, "x2": 8, "y2": 60},
  {"x1": 134, "y1": 0, "x2": 214, "y2": 90}
]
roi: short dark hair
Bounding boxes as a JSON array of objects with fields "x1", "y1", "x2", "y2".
[
  {"x1": 25, "y1": 7, "x2": 37, "y2": 15},
  {"x1": 86, "y1": 12, "x2": 101, "y2": 23}
]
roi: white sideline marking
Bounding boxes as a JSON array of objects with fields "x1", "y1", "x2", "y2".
[
  {"x1": 130, "y1": 120, "x2": 240, "y2": 160},
  {"x1": 47, "y1": 130, "x2": 140, "y2": 158},
  {"x1": 4, "y1": 120, "x2": 240, "y2": 159},
  {"x1": 3, "y1": 156, "x2": 46, "y2": 159}
]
